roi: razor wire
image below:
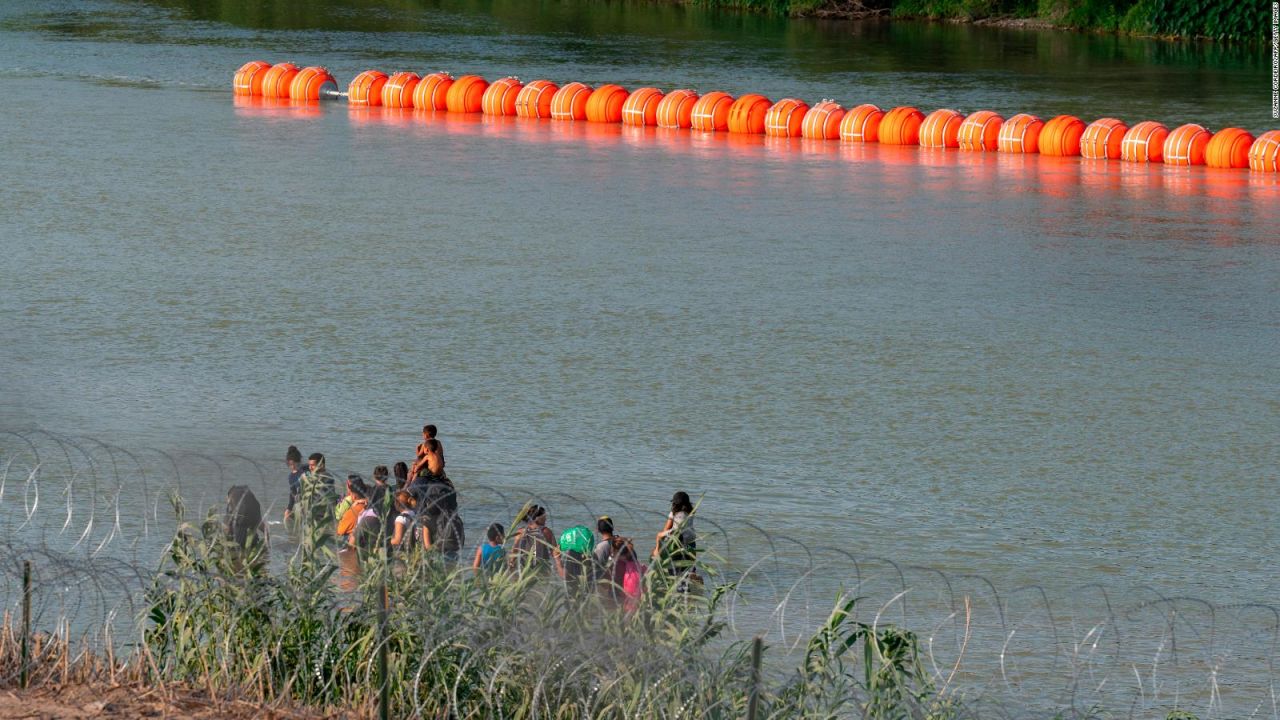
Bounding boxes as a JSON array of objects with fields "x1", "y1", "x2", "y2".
[{"x1": 0, "y1": 428, "x2": 1276, "y2": 719}]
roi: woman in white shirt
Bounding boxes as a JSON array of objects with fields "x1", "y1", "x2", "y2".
[{"x1": 653, "y1": 491, "x2": 696, "y2": 575}]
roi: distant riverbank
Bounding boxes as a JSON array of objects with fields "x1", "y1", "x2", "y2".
[{"x1": 681, "y1": 0, "x2": 1266, "y2": 42}]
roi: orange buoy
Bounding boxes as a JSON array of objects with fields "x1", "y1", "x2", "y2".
[
  {"x1": 656, "y1": 89, "x2": 699, "y2": 129},
  {"x1": 261, "y1": 62, "x2": 300, "y2": 99},
  {"x1": 690, "y1": 91, "x2": 734, "y2": 132},
  {"x1": 550, "y1": 82, "x2": 593, "y2": 121},
  {"x1": 1080, "y1": 118, "x2": 1128, "y2": 160},
  {"x1": 879, "y1": 106, "x2": 925, "y2": 146},
  {"x1": 765, "y1": 98, "x2": 809, "y2": 138},
  {"x1": 446, "y1": 75, "x2": 488, "y2": 113},
  {"x1": 381, "y1": 72, "x2": 420, "y2": 109},
  {"x1": 233, "y1": 60, "x2": 271, "y2": 96},
  {"x1": 621, "y1": 87, "x2": 663, "y2": 126},
  {"x1": 348, "y1": 70, "x2": 389, "y2": 106},
  {"x1": 1163, "y1": 123, "x2": 1211, "y2": 166},
  {"x1": 1247, "y1": 130, "x2": 1280, "y2": 172},
  {"x1": 839, "y1": 104, "x2": 884, "y2": 143},
  {"x1": 801, "y1": 101, "x2": 845, "y2": 140},
  {"x1": 1204, "y1": 128, "x2": 1255, "y2": 169},
  {"x1": 584, "y1": 84, "x2": 629, "y2": 123},
  {"x1": 727, "y1": 94, "x2": 771, "y2": 134},
  {"x1": 957, "y1": 111, "x2": 1002, "y2": 152},
  {"x1": 1120, "y1": 121, "x2": 1169, "y2": 163},
  {"x1": 481, "y1": 77, "x2": 523, "y2": 116},
  {"x1": 289, "y1": 66, "x2": 338, "y2": 102},
  {"x1": 514, "y1": 80, "x2": 558, "y2": 119},
  {"x1": 997, "y1": 113, "x2": 1043, "y2": 153},
  {"x1": 412, "y1": 72, "x2": 453, "y2": 111},
  {"x1": 1039, "y1": 115, "x2": 1085, "y2": 157},
  {"x1": 919, "y1": 109, "x2": 963, "y2": 148}
]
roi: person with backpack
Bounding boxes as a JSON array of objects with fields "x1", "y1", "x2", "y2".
[
  {"x1": 593, "y1": 516, "x2": 617, "y2": 576},
  {"x1": 224, "y1": 485, "x2": 266, "y2": 549},
  {"x1": 507, "y1": 504, "x2": 557, "y2": 575},
  {"x1": 336, "y1": 475, "x2": 370, "y2": 547},
  {"x1": 557, "y1": 524, "x2": 595, "y2": 596},
  {"x1": 390, "y1": 490, "x2": 419, "y2": 550},
  {"x1": 610, "y1": 535, "x2": 644, "y2": 611},
  {"x1": 653, "y1": 491, "x2": 697, "y2": 574},
  {"x1": 420, "y1": 489, "x2": 465, "y2": 564}
]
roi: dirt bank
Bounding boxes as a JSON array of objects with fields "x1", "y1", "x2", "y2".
[{"x1": 0, "y1": 683, "x2": 338, "y2": 719}]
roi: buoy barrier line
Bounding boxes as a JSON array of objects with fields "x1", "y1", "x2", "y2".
[
  {"x1": 550, "y1": 82, "x2": 592, "y2": 121},
  {"x1": 879, "y1": 106, "x2": 924, "y2": 145},
  {"x1": 1121, "y1": 121, "x2": 1168, "y2": 163},
  {"x1": 290, "y1": 67, "x2": 339, "y2": 102},
  {"x1": 515, "y1": 80, "x2": 557, "y2": 119},
  {"x1": 690, "y1": 92, "x2": 733, "y2": 132},
  {"x1": 1039, "y1": 115, "x2": 1085, "y2": 157},
  {"x1": 382, "y1": 72, "x2": 420, "y2": 109},
  {"x1": 801, "y1": 101, "x2": 844, "y2": 141},
  {"x1": 1249, "y1": 131, "x2": 1280, "y2": 172},
  {"x1": 765, "y1": 98, "x2": 808, "y2": 138},
  {"x1": 261, "y1": 62, "x2": 300, "y2": 99},
  {"x1": 997, "y1": 113, "x2": 1043, "y2": 154},
  {"x1": 656, "y1": 90, "x2": 698, "y2": 129},
  {"x1": 446, "y1": 75, "x2": 488, "y2": 113},
  {"x1": 348, "y1": 70, "x2": 388, "y2": 107},
  {"x1": 585, "y1": 84, "x2": 630, "y2": 124},
  {"x1": 481, "y1": 77, "x2": 523, "y2": 116},
  {"x1": 230, "y1": 62, "x2": 1280, "y2": 172},
  {"x1": 414, "y1": 72, "x2": 453, "y2": 112},
  {"x1": 1164, "y1": 123, "x2": 1211, "y2": 166},
  {"x1": 957, "y1": 111, "x2": 1002, "y2": 152},
  {"x1": 727, "y1": 94, "x2": 771, "y2": 135},
  {"x1": 1081, "y1": 118, "x2": 1127, "y2": 160},
  {"x1": 1206, "y1": 128, "x2": 1254, "y2": 169},
  {"x1": 840, "y1": 104, "x2": 884, "y2": 143},
  {"x1": 622, "y1": 88, "x2": 663, "y2": 127},
  {"x1": 920, "y1": 109, "x2": 963, "y2": 149},
  {"x1": 234, "y1": 61, "x2": 271, "y2": 97}
]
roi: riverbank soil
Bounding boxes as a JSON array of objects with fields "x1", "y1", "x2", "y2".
[{"x1": 0, "y1": 683, "x2": 337, "y2": 719}]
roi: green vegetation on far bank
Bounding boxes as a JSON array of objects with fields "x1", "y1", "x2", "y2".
[{"x1": 692, "y1": 0, "x2": 1269, "y2": 42}]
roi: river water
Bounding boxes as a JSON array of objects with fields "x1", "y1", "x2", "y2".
[{"x1": 1, "y1": 0, "x2": 1279, "y2": 712}]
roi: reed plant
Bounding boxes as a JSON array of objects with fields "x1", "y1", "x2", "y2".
[{"x1": 134, "y1": 499, "x2": 961, "y2": 719}]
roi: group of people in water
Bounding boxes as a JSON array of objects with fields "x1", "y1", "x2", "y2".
[{"x1": 233, "y1": 423, "x2": 700, "y2": 597}]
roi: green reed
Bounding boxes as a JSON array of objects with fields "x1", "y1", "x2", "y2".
[{"x1": 138, "y1": 501, "x2": 959, "y2": 719}]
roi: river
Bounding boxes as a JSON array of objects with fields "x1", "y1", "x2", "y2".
[{"x1": 1, "y1": 0, "x2": 1278, "y2": 714}]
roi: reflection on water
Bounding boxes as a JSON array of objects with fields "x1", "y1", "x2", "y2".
[
  {"x1": 1, "y1": 0, "x2": 1272, "y2": 132},
  {"x1": 287, "y1": 101, "x2": 1280, "y2": 221}
]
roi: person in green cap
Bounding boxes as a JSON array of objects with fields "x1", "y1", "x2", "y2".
[{"x1": 558, "y1": 524, "x2": 595, "y2": 595}]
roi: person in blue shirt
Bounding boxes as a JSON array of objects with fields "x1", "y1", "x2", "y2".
[{"x1": 472, "y1": 523, "x2": 506, "y2": 572}]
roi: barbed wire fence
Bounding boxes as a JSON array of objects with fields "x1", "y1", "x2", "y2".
[{"x1": 0, "y1": 428, "x2": 1276, "y2": 718}]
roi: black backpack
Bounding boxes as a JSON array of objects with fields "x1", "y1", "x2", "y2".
[
  {"x1": 417, "y1": 479, "x2": 458, "y2": 516},
  {"x1": 430, "y1": 512, "x2": 465, "y2": 554},
  {"x1": 511, "y1": 525, "x2": 552, "y2": 568}
]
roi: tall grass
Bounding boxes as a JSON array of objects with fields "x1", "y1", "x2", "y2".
[{"x1": 134, "y1": 502, "x2": 959, "y2": 719}]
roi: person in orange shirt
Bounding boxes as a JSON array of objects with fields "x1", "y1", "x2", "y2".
[{"x1": 336, "y1": 475, "x2": 370, "y2": 546}]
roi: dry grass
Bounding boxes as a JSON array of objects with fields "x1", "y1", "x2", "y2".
[{"x1": 0, "y1": 616, "x2": 339, "y2": 719}]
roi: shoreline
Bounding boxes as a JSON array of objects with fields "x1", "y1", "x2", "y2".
[
  {"x1": 672, "y1": 0, "x2": 1264, "y2": 44},
  {"x1": 0, "y1": 682, "x2": 333, "y2": 719}
]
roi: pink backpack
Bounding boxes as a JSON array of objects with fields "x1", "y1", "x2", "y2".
[{"x1": 620, "y1": 557, "x2": 644, "y2": 612}]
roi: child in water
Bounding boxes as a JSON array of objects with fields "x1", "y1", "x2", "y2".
[{"x1": 472, "y1": 523, "x2": 506, "y2": 573}]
